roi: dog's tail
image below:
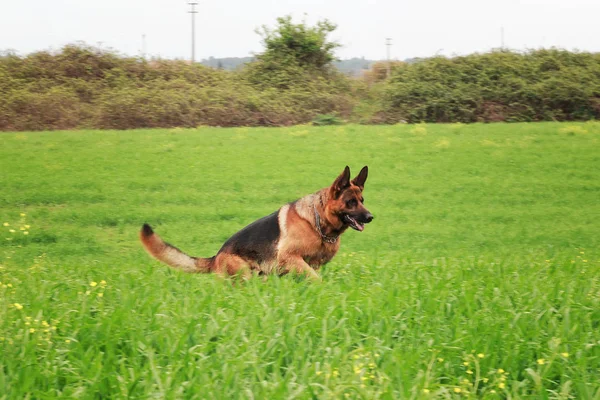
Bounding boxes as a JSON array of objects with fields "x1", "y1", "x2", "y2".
[{"x1": 140, "y1": 224, "x2": 213, "y2": 273}]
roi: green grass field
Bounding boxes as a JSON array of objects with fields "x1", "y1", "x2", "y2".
[{"x1": 1, "y1": 122, "x2": 599, "y2": 399}]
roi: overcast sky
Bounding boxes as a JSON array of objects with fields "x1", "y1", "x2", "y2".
[{"x1": 1, "y1": 0, "x2": 599, "y2": 61}]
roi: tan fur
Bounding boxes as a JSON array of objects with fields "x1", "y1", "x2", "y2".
[{"x1": 139, "y1": 230, "x2": 211, "y2": 273}]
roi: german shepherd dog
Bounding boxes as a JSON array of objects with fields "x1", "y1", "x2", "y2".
[{"x1": 140, "y1": 166, "x2": 373, "y2": 280}]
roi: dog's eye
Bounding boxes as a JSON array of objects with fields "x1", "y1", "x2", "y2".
[{"x1": 346, "y1": 199, "x2": 357, "y2": 208}]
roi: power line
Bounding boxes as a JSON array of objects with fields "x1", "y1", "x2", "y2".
[{"x1": 188, "y1": 2, "x2": 198, "y2": 63}]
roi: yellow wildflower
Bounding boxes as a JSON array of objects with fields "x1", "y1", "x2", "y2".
[
  {"x1": 498, "y1": 382, "x2": 505, "y2": 389},
  {"x1": 437, "y1": 357, "x2": 444, "y2": 362},
  {"x1": 332, "y1": 369, "x2": 339, "y2": 377},
  {"x1": 315, "y1": 371, "x2": 322, "y2": 376},
  {"x1": 20, "y1": 213, "x2": 26, "y2": 217},
  {"x1": 466, "y1": 370, "x2": 473, "y2": 375},
  {"x1": 25, "y1": 225, "x2": 30, "y2": 229},
  {"x1": 97, "y1": 293, "x2": 103, "y2": 298},
  {"x1": 497, "y1": 368, "x2": 505, "y2": 374},
  {"x1": 9, "y1": 229, "x2": 15, "y2": 233},
  {"x1": 477, "y1": 353, "x2": 485, "y2": 358},
  {"x1": 537, "y1": 359, "x2": 545, "y2": 365},
  {"x1": 100, "y1": 280, "x2": 107, "y2": 286},
  {"x1": 483, "y1": 378, "x2": 489, "y2": 383},
  {"x1": 454, "y1": 388, "x2": 462, "y2": 393},
  {"x1": 490, "y1": 390, "x2": 496, "y2": 394},
  {"x1": 423, "y1": 388, "x2": 430, "y2": 394},
  {"x1": 463, "y1": 361, "x2": 469, "y2": 366},
  {"x1": 29, "y1": 328, "x2": 35, "y2": 333},
  {"x1": 7, "y1": 283, "x2": 12, "y2": 288},
  {"x1": 3, "y1": 222, "x2": 9, "y2": 226},
  {"x1": 90, "y1": 281, "x2": 97, "y2": 287},
  {"x1": 42, "y1": 321, "x2": 49, "y2": 327},
  {"x1": 561, "y1": 352, "x2": 569, "y2": 358},
  {"x1": 23, "y1": 231, "x2": 29, "y2": 235},
  {"x1": 65, "y1": 339, "x2": 71, "y2": 343},
  {"x1": 14, "y1": 303, "x2": 23, "y2": 310}
]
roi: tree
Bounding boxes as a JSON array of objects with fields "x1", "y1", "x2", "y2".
[
  {"x1": 255, "y1": 16, "x2": 340, "y2": 71},
  {"x1": 242, "y1": 16, "x2": 344, "y2": 90}
]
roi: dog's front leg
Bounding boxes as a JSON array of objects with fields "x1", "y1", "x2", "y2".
[{"x1": 279, "y1": 256, "x2": 321, "y2": 281}]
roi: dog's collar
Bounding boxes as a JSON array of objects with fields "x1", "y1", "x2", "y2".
[{"x1": 313, "y1": 204, "x2": 339, "y2": 244}]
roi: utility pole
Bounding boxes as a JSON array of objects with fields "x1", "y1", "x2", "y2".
[
  {"x1": 188, "y1": 2, "x2": 198, "y2": 63},
  {"x1": 141, "y1": 34, "x2": 146, "y2": 60},
  {"x1": 385, "y1": 38, "x2": 392, "y2": 79}
]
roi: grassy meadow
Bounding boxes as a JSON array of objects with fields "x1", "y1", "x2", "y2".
[{"x1": 1, "y1": 122, "x2": 599, "y2": 399}]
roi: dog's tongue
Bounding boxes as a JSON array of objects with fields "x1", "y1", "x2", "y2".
[{"x1": 348, "y1": 217, "x2": 364, "y2": 231}]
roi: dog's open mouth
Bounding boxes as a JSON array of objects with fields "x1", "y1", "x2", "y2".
[{"x1": 344, "y1": 214, "x2": 365, "y2": 232}]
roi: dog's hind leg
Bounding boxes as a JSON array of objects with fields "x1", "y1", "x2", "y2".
[{"x1": 213, "y1": 253, "x2": 253, "y2": 281}]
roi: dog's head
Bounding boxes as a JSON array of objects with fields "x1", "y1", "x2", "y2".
[{"x1": 327, "y1": 166, "x2": 373, "y2": 232}]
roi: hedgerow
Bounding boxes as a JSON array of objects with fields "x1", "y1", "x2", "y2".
[{"x1": 1, "y1": 23, "x2": 599, "y2": 131}]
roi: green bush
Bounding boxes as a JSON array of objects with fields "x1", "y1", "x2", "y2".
[
  {"x1": 1, "y1": 86, "x2": 82, "y2": 131},
  {"x1": 0, "y1": 29, "x2": 356, "y2": 131},
  {"x1": 312, "y1": 114, "x2": 343, "y2": 126},
  {"x1": 378, "y1": 49, "x2": 600, "y2": 123},
  {"x1": 1, "y1": 37, "x2": 599, "y2": 130}
]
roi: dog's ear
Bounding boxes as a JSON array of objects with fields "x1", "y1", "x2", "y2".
[
  {"x1": 351, "y1": 166, "x2": 368, "y2": 190},
  {"x1": 329, "y1": 166, "x2": 351, "y2": 199}
]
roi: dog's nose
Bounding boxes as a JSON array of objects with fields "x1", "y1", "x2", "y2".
[{"x1": 365, "y1": 213, "x2": 374, "y2": 223}]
